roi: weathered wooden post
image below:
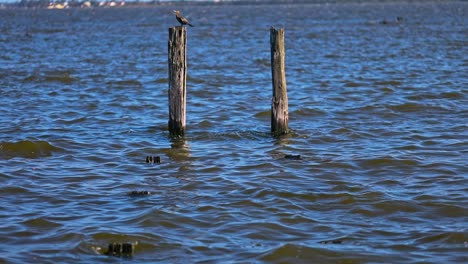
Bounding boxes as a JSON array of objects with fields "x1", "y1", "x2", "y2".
[
  {"x1": 168, "y1": 26, "x2": 187, "y2": 136},
  {"x1": 270, "y1": 27, "x2": 289, "y2": 136}
]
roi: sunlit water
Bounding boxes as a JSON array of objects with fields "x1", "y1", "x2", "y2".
[{"x1": 0, "y1": 1, "x2": 467, "y2": 263}]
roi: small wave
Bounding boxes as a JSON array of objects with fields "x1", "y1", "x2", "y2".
[
  {"x1": 194, "y1": 120, "x2": 215, "y2": 129},
  {"x1": 407, "y1": 91, "x2": 465, "y2": 101},
  {"x1": 106, "y1": 79, "x2": 142, "y2": 88},
  {"x1": 260, "y1": 243, "x2": 321, "y2": 262},
  {"x1": 372, "y1": 200, "x2": 420, "y2": 214},
  {"x1": 189, "y1": 129, "x2": 271, "y2": 142},
  {"x1": 136, "y1": 23, "x2": 158, "y2": 28},
  {"x1": 440, "y1": 91, "x2": 465, "y2": 99},
  {"x1": 254, "y1": 110, "x2": 270, "y2": 119},
  {"x1": 253, "y1": 58, "x2": 270, "y2": 67},
  {"x1": 387, "y1": 102, "x2": 448, "y2": 113},
  {"x1": 381, "y1": 87, "x2": 395, "y2": 93},
  {"x1": 356, "y1": 156, "x2": 420, "y2": 168},
  {"x1": 259, "y1": 243, "x2": 377, "y2": 263},
  {"x1": 57, "y1": 116, "x2": 87, "y2": 125},
  {"x1": 188, "y1": 76, "x2": 207, "y2": 84},
  {"x1": 374, "y1": 80, "x2": 403, "y2": 86},
  {"x1": 32, "y1": 28, "x2": 67, "y2": 34},
  {"x1": 0, "y1": 140, "x2": 62, "y2": 159},
  {"x1": 22, "y1": 70, "x2": 77, "y2": 85},
  {"x1": 343, "y1": 81, "x2": 365, "y2": 88},
  {"x1": 21, "y1": 217, "x2": 62, "y2": 230},
  {"x1": 45, "y1": 73, "x2": 78, "y2": 84},
  {"x1": 84, "y1": 57, "x2": 109, "y2": 65},
  {"x1": 154, "y1": 77, "x2": 167, "y2": 84},
  {"x1": 306, "y1": 33, "x2": 320, "y2": 39},
  {"x1": 1, "y1": 186, "x2": 29, "y2": 194},
  {"x1": 291, "y1": 108, "x2": 326, "y2": 117},
  {"x1": 328, "y1": 127, "x2": 370, "y2": 139},
  {"x1": 414, "y1": 231, "x2": 466, "y2": 245}
]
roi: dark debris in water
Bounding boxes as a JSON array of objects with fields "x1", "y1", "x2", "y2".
[
  {"x1": 128, "y1": 191, "x2": 151, "y2": 197},
  {"x1": 146, "y1": 156, "x2": 161, "y2": 164},
  {"x1": 105, "y1": 242, "x2": 135, "y2": 257},
  {"x1": 284, "y1": 154, "x2": 302, "y2": 160},
  {"x1": 319, "y1": 239, "x2": 343, "y2": 245}
]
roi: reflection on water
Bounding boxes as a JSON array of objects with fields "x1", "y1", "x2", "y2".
[{"x1": 0, "y1": 1, "x2": 467, "y2": 263}]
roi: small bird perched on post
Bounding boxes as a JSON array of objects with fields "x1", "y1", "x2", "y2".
[{"x1": 173, "y1": 10, "x2": 194, "y2": 27}]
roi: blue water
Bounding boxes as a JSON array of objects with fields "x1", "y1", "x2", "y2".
[{"x1": 0, "y1": 1, "x2": 467, "y2": 263}]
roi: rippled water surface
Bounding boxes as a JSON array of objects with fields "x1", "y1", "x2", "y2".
[{"x1": 1, "y1": 1, "x2": 467, "y2": 263}]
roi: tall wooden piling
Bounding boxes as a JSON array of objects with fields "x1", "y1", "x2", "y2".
[
  {"x1": 168, "y1": 26, "x2": 187, "y2": 136},
  {"x1": 270, "y1": 27, "x2": 289, "y2": 136}
]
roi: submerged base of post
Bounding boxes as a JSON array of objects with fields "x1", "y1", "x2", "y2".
[
  {"x1": 168, "y1": 122, "x2": 185, "y2": 137},
  {"x1": 271, "y1": 97, "x2": 288, "y2": 136},
  {"x1": 168, "y1": 26, "x2": 187, "y2": 137},
  {"x1": 270, "y1": 27, "x2": 289, "y2": 136}
]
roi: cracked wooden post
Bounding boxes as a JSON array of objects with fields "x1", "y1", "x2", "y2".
[
  {"x1": 270, "y1": 27, "x2": 289, "y2": 136},
  {"x1": 168, "y1": 26, "x2": 187, "y2": 136}
]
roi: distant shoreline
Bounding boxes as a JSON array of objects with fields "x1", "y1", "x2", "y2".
[{"x1": 1, "y1": 0, "x2": 463, "y2": 10}]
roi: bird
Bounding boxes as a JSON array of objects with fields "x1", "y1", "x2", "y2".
[{"x1": 173, "y1": 10, "x2": 194, "y2": 27}]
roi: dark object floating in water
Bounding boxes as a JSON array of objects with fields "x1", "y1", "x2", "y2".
[
  {"x1": 381, "y1": 17, "x2": 403, "y2": 25},
  {"x1": 284, "y1": 154, "x2": 302, "y2": 160},
  {"x1": 319, "y1": 239, "x2": 343, "y2": 244},
  {"x1": 106, "y1": 242, "x2": 135, "y2": 257},
  {"x1": 146, "y1": 156, "x2": 161, "y2": 164},
  {"x1": 128, "y1": 191, "x2": 151, "y2": 197}
]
